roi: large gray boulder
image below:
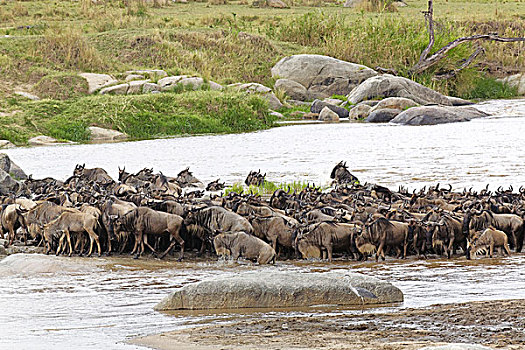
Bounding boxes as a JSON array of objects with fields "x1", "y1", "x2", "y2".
[
  {"x1": 0, "y1": 154, "x2": 27, "y2": 180},
  {"x1": 347, "y1": 74, "x2": 468, "y2": 106},
  {"x1": 391, "y1": 106, "x2": 488, "y2": 126},
  {"x1": 271, "y1": 55, "x2": 377, "y2": 100},
  {"x1": 348, "y1": 103, "x2": 372, "y2": 120},
  {"x1": 0, "y1": 168, "x2": 23, "y2": 195},
  {"x1": 366, "y1": 108, "x2": 401, "y2": 123},
  {"x1": 154, "y1": 271, "x2": 403, "y2": 311},
  {"x1": 311, "y1": 99, "x2": 349, "y2": 118},
  {"x1": 370, "y1": 97, "x2": 418, "y2": 113}
]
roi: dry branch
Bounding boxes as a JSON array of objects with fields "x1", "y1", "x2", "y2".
[{"x1": 410, "y1": 0, "x2": 525, "y2": 77}]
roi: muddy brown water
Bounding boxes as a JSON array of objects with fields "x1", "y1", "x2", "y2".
[{"x1": 1, "y1": 99, "x2": 525, "y2": 349}]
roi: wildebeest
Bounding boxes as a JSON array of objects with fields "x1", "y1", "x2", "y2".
[
  {"x1": 359, "y1": 217, "x2": 411, "y2": 261},
  {"x1": 464, "y1": 210, "x2": 524, "y2": 252},
  {"x1": 184, "y1": 206, "x2": 254, "y2": 235},
  {"x1": 250, "y1": 216, "x2": 296, "y2": 255},
  {"x1": 330, "y1": 161, "x2": 359, "y2": 185},
  {"x1": 295, "y1": 222, "x2": 360, "y2": 261},
  {"x1": 213, "y1": 232, "x2": 276, "y2": 264},
  {"x1": 43, "y1": 211, "x2": 101, "y2": 257},
  {"x1": 468, "y1": 227, "x2": 511, "y2": 258},
  {"x1": 1, "y1": 204, "x2": 28, "y2": 246},
  {"x1": 113, "y1": 207, "x2": 184, "y2": 260},
  {"x1": 245, "y1": 170, "x2": 265, "y2": 187},
  {"x1": 74, "y1": 164, "x2": 114, "y2": 185},
  {"x1": 176, "y1": 167, "x2": 203, "y2": 188}
]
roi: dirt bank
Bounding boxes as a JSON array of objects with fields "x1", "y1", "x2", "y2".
[{"x1": 132, "y1": 299, "x2": 525, "y2": 350}]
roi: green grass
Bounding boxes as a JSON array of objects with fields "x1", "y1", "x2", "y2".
[
  {"x1": 224, "y1": 180, "x2": 319, "y2": 196},
  {"x1": 0, "y1": 90, "x2": 274, "y2": 144}
]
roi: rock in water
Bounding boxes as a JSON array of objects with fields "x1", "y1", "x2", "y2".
[
  {"x1": 271, "y1": 55, "x2": 377, "y2": 100},
  {"x1": 311, "y1": 99, "x2": 349, "y2": 118},
  {"x1": 347, "y1": 74, "x2": 463, "y2": 106},
  {"x1": 318, "y1": 106, "x2": 340, "y2": 122},
  {"x1": 0, "y1": 254, "x2": 101, "y2": 276},
  {"x1": 366, "y1": 108, "x2": 401, "y2": 123},
  {"x1": 0, "y1": 154, "x2": 27, "y2": 180},
  {"x1": 0, "y1": 168, "x2": 23, "y2": 195},
  {"x1": 390, "y1": 106, "x2": 488, "y2": 126},
  {"x1": 349, "y1": 104, "x2": 372, "y2": 120},
  {"x1": 154, "y1": 271, "x2": 403, "y2": 310}
]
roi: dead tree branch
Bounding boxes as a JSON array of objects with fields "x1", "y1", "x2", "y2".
[{"x1": 410, "y1": 0, "x2": 525, "y2": 77}]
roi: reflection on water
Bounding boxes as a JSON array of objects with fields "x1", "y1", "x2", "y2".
[
  {"x1": 1, "y1": 255, "x2": 525, "y2": 349},
  {"x1": 3, "y1": 100, "x2": 525, "y2": 191}
]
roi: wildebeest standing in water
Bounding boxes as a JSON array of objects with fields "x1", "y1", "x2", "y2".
[
  {"x1": 113, "y1": 207, "x2": 184, "y2": 260},
  {"x1": 245, "y1": 170, "x2": 265, "y2": 187},
  {"x1": 213, "y1": 232, "x2": 276, "y2": 264}
]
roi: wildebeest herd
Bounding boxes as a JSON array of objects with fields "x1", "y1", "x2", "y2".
[{"x1": 1, "y1": 161, "x2": 524, "y2": 263}]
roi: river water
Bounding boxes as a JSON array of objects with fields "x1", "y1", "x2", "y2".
[{"x1": 1, "y1": 99, "x2": 525, "y2": 349}]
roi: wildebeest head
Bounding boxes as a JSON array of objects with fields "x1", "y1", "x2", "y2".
[
  {"x1": 244, "y1": 170, "x2": 265, "y2": 187},
  {"x1": 330, "y1": 161, "x2": 359, "y2": 185},
  {"x1": 176, "y1": 167, "x2": 201, "y2": 186},
  {"x1": 73, "y1": 164, "x2": 86, "y2": 177}
]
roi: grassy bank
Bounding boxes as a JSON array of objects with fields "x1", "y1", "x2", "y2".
[
  {"x1": 0, "y1": 90, "x2": 273, "y2": 144},
  {"x1": 0, "y1": 0, "x2": 523, "y2": 143}
]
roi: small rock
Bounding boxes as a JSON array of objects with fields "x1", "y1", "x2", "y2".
[
  {"x1": 274, "y1": 79, "x2": 310, "y2": 101},
  {"x1": 0, "y1": 168, "x2": 22, "y2": 195},
  {"x1": 79, "y1": 73, "x2": 118, "y2": 94},
  {"x1": 366, "y1": 108, "x2": 402, "y2": 123},
  {"x1": 0, "y1": 153, "x2": 27, "y2": 179},
  {"x1": 323, "y1": 98, "x2": 344, "y2": 106},
  {"x1": 88, "y1": 126, "x2": 128, "y2": 141},
  {"x1": 0, "y1": 153, "x2": 10, "y2": 172},
  {"x1": 267, "y1": 0, "x2": 289, "y2": 8},
  {"x1": 28, "y1": 136, "x2": 72, "y2": 146},
  {"x1": 230, "y1": 83, "x2": 283, "y2": 110},
  {"x1": 287, "y1": 100, "x2": 311, "y2": 106},
  {"x1": 348, "y1": 104, "x2": 372, "y2": 120},
  {"x1": 143, "y1": 83, "x2": 161, "y2": 93},
  {"x1": 127, "y1": 80, "x2": 151, "y2": 94},
  {"x1": 14, "y1": 91, "x2": 40, "y2": 101},
  {"x1": 319, "y1": 106, "x2": 340, "y2": 122},
  {"x1": 125, "y1": 69, "x2": 168, "y2": 79},
  {"x1": 0, "y1": 140, "x2": 15, "y2": 149},
  {"x1": 269, "y1": 111, "x2": 284, "y2": 118},
  {"x1": 370, "y1": 97, "x2": 418, "y2": 113},
  {"x1": 125, "y1": 74, "x2": 145, "y2": 81},
  {"x1": 343, "y1": 0, "x2": 364, "y2": 7},
  {"x1": 311, "y1": 99, "x2": 349, "y2": 118},
  {"x1": 100, "y1": 83, "x2": 129, "y2": 95},
  {"x1": 158, "y1": 75, "x2": 189, "y2": 91}
]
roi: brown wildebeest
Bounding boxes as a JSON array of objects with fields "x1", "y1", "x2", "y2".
[
  {"x1": 330, "y1": 161, "x2": 359, "y2": 185},
  {"x1": 114, "y1": 207, "x2": 184, "y2": 260},
  {"x1": 244, "y1": 170, "x2": 265, "y2": 187},
  {"x1": 176, "y1": 167, "x2": 203, "y2": 187},
  {"x1": 0, "y1": 204, "x2": 27, "y2": 246},
  {"x1": 44, "y1": 212, "x2": 102, "y2": 257},
  {"x1": 213, "y1": 232, "x2": 275, "y2": 264},
  {"x1": 250, "y1": 216, "x2": 295, "y2": 255},
  {"x1": 184, "y1": 206, "x2": 254, "y2": 235},
  {"x1": 468, "y1": 227, "x2": 511, "y2": 258},
  {"x1": 431, "y1": 214, "x2": 467, "y2": 259},
  {"x1": 74, "y1": 164, "x2": 114, "y2": 185},
  {"x1": 362, "y1": 217, "x2": 411, "y2": 261},
  {"x1": 295, "y1": 222, "x2": 360, "y2": 261}
]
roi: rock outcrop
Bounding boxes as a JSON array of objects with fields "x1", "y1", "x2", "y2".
[
  {"x1": 28, "y1": 136, "x2": 72, "y2": 146},
  {"x1": 271, "y1": 55, "x2": 377, "y2": 100},
  {"x1": 498, "y1": 73, "x2": 525, "y2": 95},
  {"x1": 155, "y1": 271, "x2": 403, "y2": 311},
  {"x1": 79, "y1": 73, "x2": 118, "y2": 94},
  {"x1": 366, "y1": 108, "x2": 401, "y2": 123},
  {"x1": 390, "y1": 106, "x2": 488, "y2": 126}
]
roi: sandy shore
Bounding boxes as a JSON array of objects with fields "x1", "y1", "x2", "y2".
[{"x1": 132, "y1": 299, "x2": 525, "y2": 350}]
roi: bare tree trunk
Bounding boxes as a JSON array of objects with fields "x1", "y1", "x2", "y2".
[{"x1": 410, "y1": 0, "x2": 525, "y2": 77}]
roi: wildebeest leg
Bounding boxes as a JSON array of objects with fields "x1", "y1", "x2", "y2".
[
  {"x1": 64, "y1": 229, "x2": 73, "y2": 257},
  {"x1": 132, "y1": 232, "x2": 142, "y2": 259},
  {"x1": 130, "y1": 233, "x2": 139, "y2": 256},
  {"x1": 326, "y1": 243, "x2": 333, "y2": 262},
  {"x1": 142, "y1": 235, "x2": 159, "y2": 257},
  {"x1": 8, "y1": 225, "x2": 16, "y2": 246},
  {"x1": 85, "y1": 227, "x2": 101, "y2": 257},
  {"x1": 403, "y1": 243, "x2": 408, "y2": 259},
  {"x1": 160, "y1": 234, "x2": 185, "y2": 261},
  {"x1": 56, "y1": 234, "x2": 65, "y2": 256},
  {"x1": 504, "y1": 242, "x2": 511, "y2": 256},
  {"x1": 395, "y1": 246, "x2": 402, "y2": 259},
  {"x1": 376, "y1": 242, "x2": 385, "y2": 262},
  {"x1": 74, "y1": 235, "x2": 83, "y2": 256},
  {"x1": 489, "y1": 243, "x2": 494, "y2": 258}
]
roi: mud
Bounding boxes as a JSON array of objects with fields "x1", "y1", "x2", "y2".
[{"x1": 132, "y1": 299, "x2": 525, "y2": 350}]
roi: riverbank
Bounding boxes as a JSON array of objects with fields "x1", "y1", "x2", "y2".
[{"x1": 131, "y1": 299, "x2": 525, "y2": 350}]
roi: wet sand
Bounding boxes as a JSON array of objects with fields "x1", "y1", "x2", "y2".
[{"x1": 132, "y1": 299, "x2": 525, "y2": 350}]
